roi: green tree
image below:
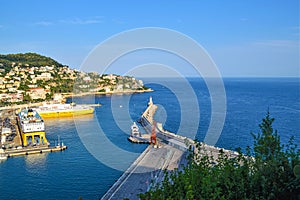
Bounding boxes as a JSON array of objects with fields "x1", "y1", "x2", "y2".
[
  {"x1": 139, "y1": 112, "x2": 300, "y2": 200},
  {"x1": 23, "y1": 94, "x2": 31, "y2": 102},
  {"x1": 250, "y1": 111, "x2": 300, "y2": 199},
  {"x1": 45, "y1": 92, "x2": 52, "y2": 101}
]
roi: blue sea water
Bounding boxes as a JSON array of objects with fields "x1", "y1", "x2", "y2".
[{"x1": 0, "y1": 78, "x2": 299, "y2": 199}]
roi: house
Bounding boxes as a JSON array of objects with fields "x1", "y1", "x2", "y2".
[
  {"x1": 5, "y1": 84, "x2": 13, "y2": 88},
  {"x1": 0, "y1": 93, "x2": 23, "y2": 102},
  {"x1": 83, "y1": 76, "x2": 91, "y2": 82},
  {"x1": 8, "y1": 87, "x2": 17, "y2": 93},
  {"x1": 27, "y1": 88, "x2": 49, "y2": 100},
  {"x1": 36, "y1": 72, "x2": 52, "y2": 81},
  {"x1": 13, "y1": 81, "x2": 20, "y2": 88},
  {"x1": 28, "y1": 84, "x2": 38, "y2": 88}
]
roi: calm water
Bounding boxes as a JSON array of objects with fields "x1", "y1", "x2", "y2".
[{"x1": 0, "y1": 78, "x2": 299, "y2": 199}]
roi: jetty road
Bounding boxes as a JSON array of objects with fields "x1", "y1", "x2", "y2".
[{"x1": 101, "y1": 144, "x2": 187, "y2": 200}]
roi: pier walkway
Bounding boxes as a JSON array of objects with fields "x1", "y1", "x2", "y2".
[{"x1": 101, "y1": 144, "x2": 188, "y2": 200}]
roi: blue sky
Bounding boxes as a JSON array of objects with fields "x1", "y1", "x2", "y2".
[{"x1": 0, "y1": 0, "x2": 299, "y2": 77}]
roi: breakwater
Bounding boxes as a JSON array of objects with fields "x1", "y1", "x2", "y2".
[{"x1": 101, "y1": 97, "x2": 238, "y2": 199}]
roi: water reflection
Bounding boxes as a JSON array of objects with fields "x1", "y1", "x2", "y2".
[
  {"x1": 25, "y1": 153, "x2": 47, "y2": 174},
  {"x1": 43, "y1": 114, "x2": 94, "y2": 126}
]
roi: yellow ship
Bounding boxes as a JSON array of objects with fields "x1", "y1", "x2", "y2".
[
  {"x1": 17, "y1": 108, "x2": 49, "y2": 146},
  {"x1": 35, "y1": 103, "x2": 94, "y2": 118}
]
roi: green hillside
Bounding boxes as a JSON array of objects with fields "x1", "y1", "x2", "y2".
[{"x1": 0, "y1": 53, "x2": 63, "y2": 69}]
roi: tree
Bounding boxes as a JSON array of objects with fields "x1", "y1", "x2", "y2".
[
  {"x1": 250, "y1": 111, "x2": 300, "y2": 199},
  {"x1": 139, "y1": 112, "x2": 300, "y2": 200},
  {"x1": 23, "y1": 94, "x2": 31, "y2": 103},
  {"x1": 45, "y1": 92, "x2": 52, "y2": 101}
]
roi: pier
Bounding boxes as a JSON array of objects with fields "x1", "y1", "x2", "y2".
[
  {"x1": 5, "y1": 145, "x2": 67, "y2": 157},
  {"x1": 0, "y1": 109, "x2": 67, "y2": 159},
  {"x1": 101, "y1": 144, "x2": 188, "y2": 200},
  {"x1": 101, "y1": 97, "x2": 237, "y2": 199}
]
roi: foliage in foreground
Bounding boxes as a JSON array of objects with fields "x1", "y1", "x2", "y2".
[{"x1": 139, "y1": 112, "x2": 300, "y2": 200}]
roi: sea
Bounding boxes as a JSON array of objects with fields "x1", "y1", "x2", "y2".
[{"x1": 0, "y1": 78, "x2": 299, "y2": 200}]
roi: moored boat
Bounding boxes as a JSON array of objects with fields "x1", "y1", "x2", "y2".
[
  {"x1": 131, "y1": 122, "x2": 141, "y2": 137},
  {"x1": 17, "y1": 108, "x2": 49, "y2": 147},
  {"x1": 35, "y1": 103, "x2": 94, "y2": 118},
  {"x1": 128, "y1": 122, "x2": 150, "y2": 144}
]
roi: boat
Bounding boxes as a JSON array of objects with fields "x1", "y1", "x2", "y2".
[
  {"x1": 131, "y1": 122, "x2": 141, "y2": 137},
  {"x1": 34, "y1": 103, "x2": 94, "y2": 118},
  {"x1": 0, "y1": 148, "x2": 7, "y2": 160},
  {"x1": 17, "y1": 108, "x2": 48, "y2": 147},
  {"x1": 127, "y1": 122, "x2": 150, "y2": 144}
]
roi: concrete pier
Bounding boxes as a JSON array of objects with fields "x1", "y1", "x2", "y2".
[
  {"x1": 101, "y1": 144, "x2": 188, "y2": 200},
  {"x1": 5, "y1": 145, "x2": 67, "y2": 157},
  {"x1": 101, "y1": 97, "x2": 237, "y2": 199}
]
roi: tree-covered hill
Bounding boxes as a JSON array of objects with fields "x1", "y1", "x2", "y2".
[{"x1": 0, "y1": 52, "x2": 63, "y2": 69}]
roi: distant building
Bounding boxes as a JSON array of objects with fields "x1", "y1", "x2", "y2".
[
  {"x1": 27, "y1": 88, "x2": 49, "y2": 100},
  {"x1": 36, "y1": 72, "x2": 52, "y2": 81}
]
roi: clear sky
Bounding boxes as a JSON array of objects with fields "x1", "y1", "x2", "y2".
[{"x1": 0, "y1": 0, "x2": 299, "y2": 77}]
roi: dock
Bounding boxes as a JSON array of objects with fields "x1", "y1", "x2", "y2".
[
  {"x1": 5, "y1": 145, "x2": 67, "y2": 157},
  {"x1": 101, "y1": 97, "x2": 238, "y2": 199},
  {"x1": 101, "y1": 144, "x2": 188, "y2": 200},
  {"x1": 0, "y1": 109, "x2": 67, "y2": 158}
]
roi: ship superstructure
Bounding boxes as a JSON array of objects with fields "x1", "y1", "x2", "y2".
[{"x1": 17, "y1": 108, "x2": 48, "y2": 146}]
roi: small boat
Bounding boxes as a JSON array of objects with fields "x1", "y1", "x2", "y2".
[
  {"x1": 128, "y1": 122, "x2": 150, "y2": 144},
  {"x1": 131, "y1": 122, "x2": 141, "y2": 137}
]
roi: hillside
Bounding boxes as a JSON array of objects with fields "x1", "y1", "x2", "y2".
[
  {"x1": 0, "y1": 52, "x2": 149, "y2": 106},
  {"x1": 0, "y1": 53, "x2": 63, "y2": 69}
]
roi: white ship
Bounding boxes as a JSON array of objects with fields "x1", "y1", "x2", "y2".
[
  {"x1": 131, "y1": 122, "x2": 141, "y2": 137},
  {"x1": 128, "y1": 122, "x2": 150, "y2": 144}
]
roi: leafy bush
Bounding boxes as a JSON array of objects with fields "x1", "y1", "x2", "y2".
[{"x1": 139, "y1": 112, "x2": 300, "y2": 200}]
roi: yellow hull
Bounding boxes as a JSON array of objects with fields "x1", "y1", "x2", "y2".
[
  {"x1": 21, "y1": 131, "x2": 48, "y2": 147},
  {"x1": 38, "y1": 108, "x2": 94, "y2": 118}
]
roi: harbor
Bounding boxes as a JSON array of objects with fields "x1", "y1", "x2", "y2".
[
  {"x1": 0, "y1": 107, "x2": 68, "y2": 159},
  {"x1": 101, "y1": 97, "x2": 238, "y2": 200},
  {"x1": 0, "y1": 101, "x2": 100, "y2": 160}
]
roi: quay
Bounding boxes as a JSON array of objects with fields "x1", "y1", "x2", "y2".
[
  {"x1": 0, "y1": 109, "x2": 67, "y2": 159},
  {"x1": 102, "y1": 97, "x2": 238, "y2": 199},
  {"x1": 5, "y1": 145, "x2": 67, "y2": 157},
  {"x1": 101, "y1": 144, "x2": 188, "y2": 200}
]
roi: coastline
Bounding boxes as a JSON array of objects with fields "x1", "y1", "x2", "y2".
[
  {"x1": 61, "y1": 88, "x2": 153, "y2": 98},
  {"x1": 0, "y1": 89, "x2": 153, "y2": 111}
]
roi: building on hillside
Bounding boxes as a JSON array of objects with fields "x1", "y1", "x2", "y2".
[
  {"x1": 27, "y1": 88, "x2": 49, "y2": 100},
  {"x1": 36, "y1": 72, "x2": 53, "y2": 81}
]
